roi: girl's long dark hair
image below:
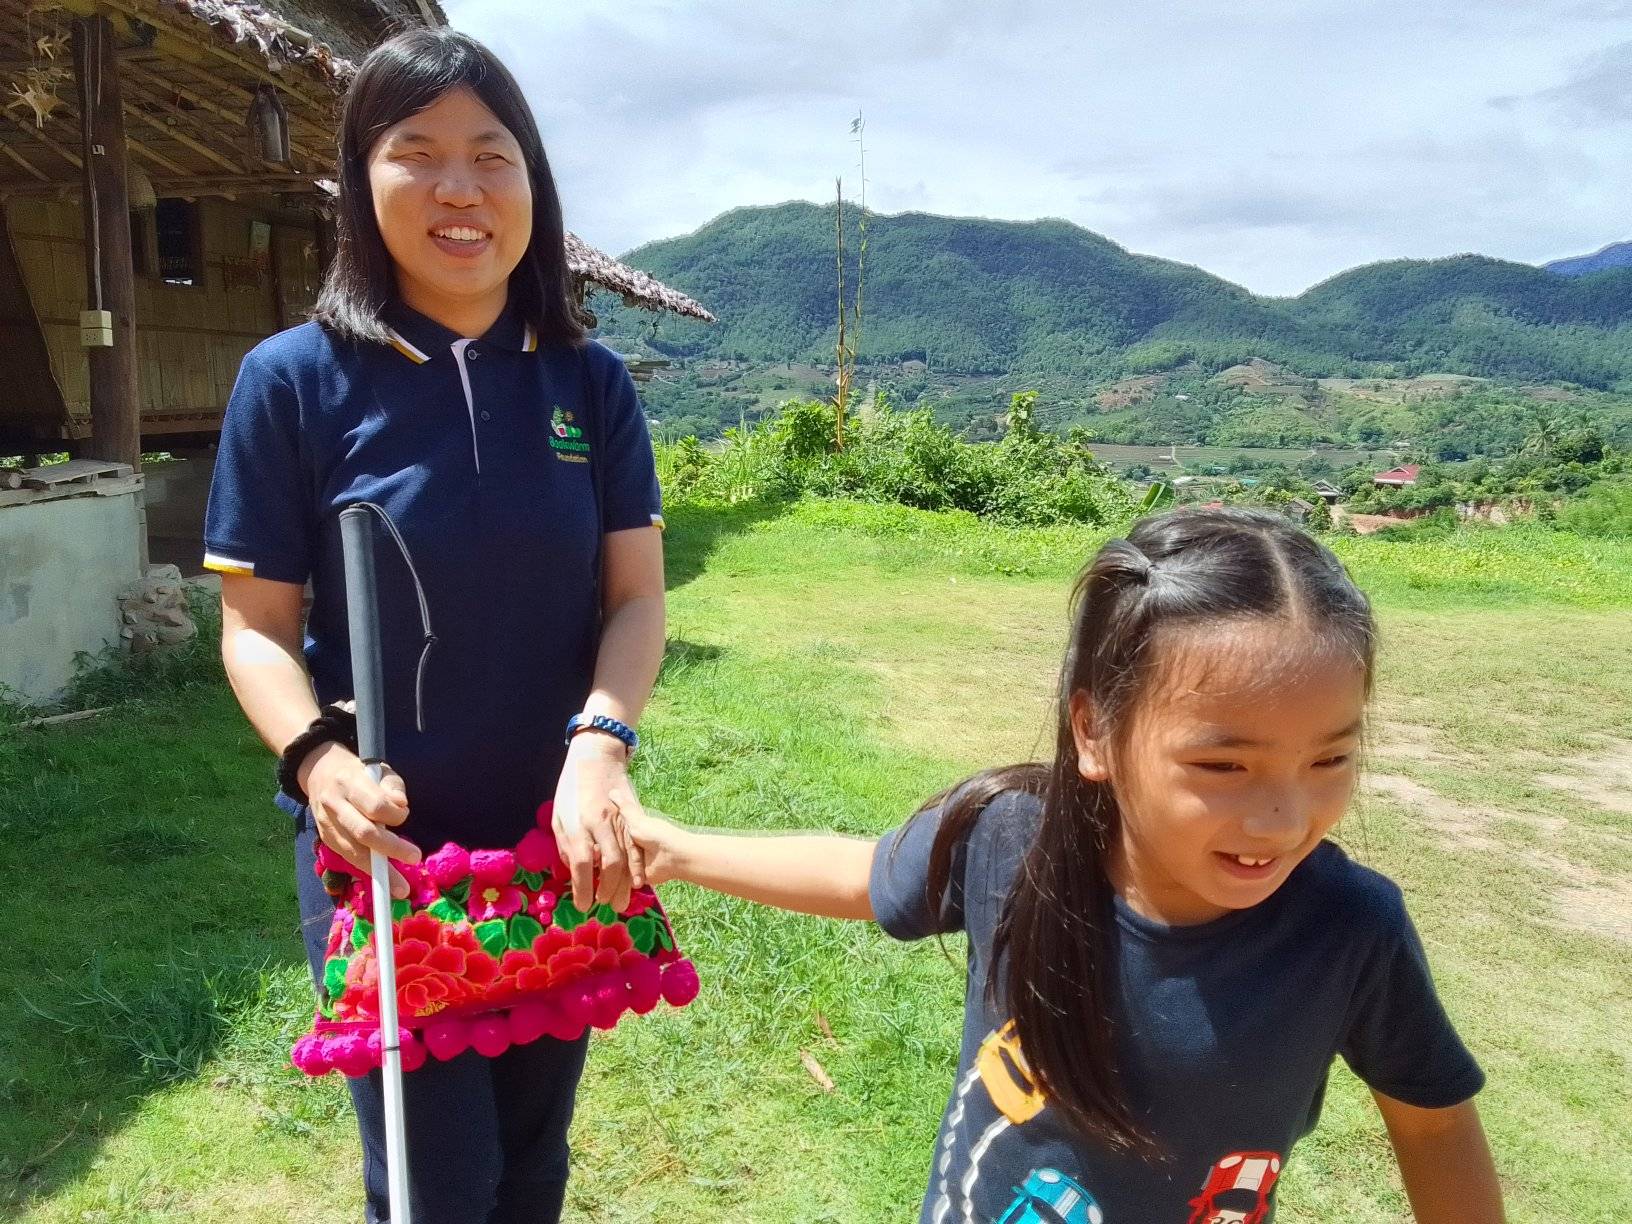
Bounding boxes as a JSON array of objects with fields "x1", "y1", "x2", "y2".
[
  {"x1": 921, "y1": 507, "x2": 1377, "y2": 1154},
  {"x1": 314, "y1": 28, "x2": 584, "y2": 347}
]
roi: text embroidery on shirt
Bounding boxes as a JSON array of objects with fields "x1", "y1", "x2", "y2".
[{"x1": 549, "y1": 406, "x2": 591, "y2": 464}]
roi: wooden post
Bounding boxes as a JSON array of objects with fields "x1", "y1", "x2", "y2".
[{"x1": 73, "y1": 16, "x2": 140, "y2": 470}]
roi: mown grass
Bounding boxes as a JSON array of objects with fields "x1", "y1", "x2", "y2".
[{"x1": 2, "y1": 499, "x2": 1628, "y2": 1221}]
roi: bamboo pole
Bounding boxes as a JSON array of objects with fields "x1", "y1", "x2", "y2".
[
  {"x1": 126, "y1": 55, "x2": 332, "y2": 159},
  {"x1": 122, "y1": 127, "x2": 191, "y2": 175},
  {"x1": 5, "y1": 109, "x2": 82, "y2": 169},
  {"x1": 118, "y1": 61, "x2": 324, "y2": 171},
  {"x1": 122, "y1": 95, "x2": 245, "y2": 174},
  {"x1": 0, "y1": 171, "x2": 318, "y2": 198},
  {"x1": 0, "y1": 140, "x2": 48, "y2": 180},
  {"x1": 86, "y1": 0, "x2": 333, "y2": 116}
]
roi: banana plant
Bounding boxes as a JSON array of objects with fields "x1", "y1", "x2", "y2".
[{"x1": 1139, "y1": 481, "x2": 1175, "y2": 513}]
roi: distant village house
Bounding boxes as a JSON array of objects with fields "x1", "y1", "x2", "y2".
[{"x1": 1372, "y1": 463, "x2": 1422, "y2": 488}]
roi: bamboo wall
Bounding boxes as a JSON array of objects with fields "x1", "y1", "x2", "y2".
[{"x1": 1, "y1": 195, "x2": 321, "y2": 440}]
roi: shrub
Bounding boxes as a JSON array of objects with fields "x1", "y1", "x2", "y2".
[
  {"x1": 1555, "y1": 478, "x2": 1632, "y2": 537},
  {"x1": 655, "y1": 396, "x2": 1138, "y2": 527}
]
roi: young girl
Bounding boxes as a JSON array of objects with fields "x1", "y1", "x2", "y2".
[{"x1": 626, "y1": 507, "x2": 1504, "y2": 1223}]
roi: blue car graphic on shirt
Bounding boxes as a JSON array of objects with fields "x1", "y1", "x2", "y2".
[{"x1": 996, "y1": 1168, "x2": 1105, "y2": 1224}]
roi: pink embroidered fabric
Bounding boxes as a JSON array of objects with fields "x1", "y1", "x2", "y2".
[{"x1": 290, "y1": 802, "x2": 698, "y2": 1077}]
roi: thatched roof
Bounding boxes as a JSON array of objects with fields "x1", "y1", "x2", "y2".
[
  {"x1": 156, "y1": 2, "x2": 713, "y2": 322},
  {"x1": 0, "y1": 0, "x2": 711, "y2": 322},
  {"x1": 156, "y1": 0, "x2": 445, "y2": 86},
  {"x1": 566, "y1": 232, "x2": 714, "y2": 322}
]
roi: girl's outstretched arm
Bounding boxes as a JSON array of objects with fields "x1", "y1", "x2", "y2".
[
  {"x1": 1374, "y1": 1092, "x2": 1504, "y2": 1223},
  {"x1": 624, "y1": 810, "x2": 877, "y2": 920}
]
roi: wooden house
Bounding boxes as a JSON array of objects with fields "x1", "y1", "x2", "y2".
[
  {"x1": 0, "y1": 0, "x2": 710, "y2": 460},
  {"x1": 0, "y1": 0, "x2": 710, "y2": 701}
]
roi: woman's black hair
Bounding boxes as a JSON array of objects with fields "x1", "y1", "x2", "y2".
[
  {"x1": 919, "y1": 507, "x2": 1377, "y2": 1154},
  {"x1": 313, "y1": 28, "x2": 584, "y2": 346}
]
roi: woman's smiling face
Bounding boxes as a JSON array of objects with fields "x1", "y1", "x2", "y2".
[{"x1": 366, "y1": 85, "x2": 532, "y2": 327}]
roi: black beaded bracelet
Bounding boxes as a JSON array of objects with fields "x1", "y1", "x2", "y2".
[{"x1": 276, "y1": 704, "x2": 359, "y2": 807}]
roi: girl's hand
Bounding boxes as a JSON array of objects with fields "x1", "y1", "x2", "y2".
[
  {"x1": 552, "y1": 732, "x2": 643, "y2": 913},
  {"x1": 301, "y1": 742, "x2": 418, "y2": 898},
  {"x1": 620, "y1": 807, "x2": 695, "y2": 889}
]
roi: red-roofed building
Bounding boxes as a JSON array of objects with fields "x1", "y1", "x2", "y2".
[{"x1": 1373, "y1": 464, "x2": 1421, "y2": 488}]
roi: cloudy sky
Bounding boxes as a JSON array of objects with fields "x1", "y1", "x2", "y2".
[{"x1": 444, "y1": 0, "x2": 1632, "y2": 296}]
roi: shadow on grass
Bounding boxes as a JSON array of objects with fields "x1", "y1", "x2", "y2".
[
  {"x1": 0, "y1": 686, "x2": 308, "y2": 1212},
  {"x1": 663, "y1": 498, "x2": 791, "y2": 592}
]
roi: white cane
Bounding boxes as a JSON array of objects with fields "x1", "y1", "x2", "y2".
[{"x1": 340, "y1": 505, "x2": 413, "y2": 1224}]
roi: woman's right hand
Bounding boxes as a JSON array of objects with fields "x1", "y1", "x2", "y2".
[{"x1": 300, "y1": 741, "x2": 420, "y2": 898}]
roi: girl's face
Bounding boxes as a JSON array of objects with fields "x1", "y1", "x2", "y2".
[
  {"x1": 1074, "y1": 620, "x2": 1367, "y2": 926},
  {"x1": 366, "y1": 86, "x2": 533, "y2": 327}
]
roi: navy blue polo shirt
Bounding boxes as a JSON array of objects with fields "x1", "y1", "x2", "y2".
[{"x1": 205, "y1": 303, "x2": 663, "y2": 849}]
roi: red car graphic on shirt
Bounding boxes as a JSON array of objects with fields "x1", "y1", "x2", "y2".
[{"x1": 1187, "y1": 1151, "x2": 1282, "y2": 1224}]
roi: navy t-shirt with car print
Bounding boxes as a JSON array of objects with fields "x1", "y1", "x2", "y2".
[{"x1": 869, "y1": 789, "x2": 1484, "y2": 1223}]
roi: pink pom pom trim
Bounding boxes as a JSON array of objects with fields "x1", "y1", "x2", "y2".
[
  {"x1": 661, "y1": 960, "x2": 701, "y2": 1007},
  {"x1": 292, "y1": 819, "x2": 696, "y2": 1078}
]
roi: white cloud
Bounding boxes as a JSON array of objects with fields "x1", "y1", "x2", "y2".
[{"x1": 445, "y1": 0, "x2": 1632, "y2": 294}]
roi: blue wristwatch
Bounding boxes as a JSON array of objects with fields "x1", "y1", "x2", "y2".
[{"x1": 565, "y1": 712, "x2": 639, "y2": 754}]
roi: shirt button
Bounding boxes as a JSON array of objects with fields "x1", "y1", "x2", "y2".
[
  {"x1": 467, "y1": 347, "x2": 480, "y2": 359},
  {"x1": 480, "y1": 409, "x2": 492, "y2": 421}
]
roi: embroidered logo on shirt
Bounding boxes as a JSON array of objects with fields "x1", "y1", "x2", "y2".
[{"x1": 549, "y1": 406, "x2": 590, "y2": 464}]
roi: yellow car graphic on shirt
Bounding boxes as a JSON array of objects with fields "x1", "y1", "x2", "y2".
[{"x1": 977, "y1": 1022, "x2": 1048, "y2": 1125}]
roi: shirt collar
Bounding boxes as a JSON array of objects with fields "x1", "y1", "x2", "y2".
[{"x1": 383, "y1": 300, "x2": 538, "y2": 364}]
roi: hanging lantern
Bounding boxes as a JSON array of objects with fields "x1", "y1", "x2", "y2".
[{"x1": 248, "y1": 84, "x2": 290, "y2": 165}]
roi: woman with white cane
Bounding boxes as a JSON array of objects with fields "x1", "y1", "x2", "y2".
[{"x1": 207, "y1": 29, "x2": 670, "y2": 1222}]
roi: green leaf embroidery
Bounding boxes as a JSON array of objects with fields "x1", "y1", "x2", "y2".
[
  {"x1": 323, "y1": 956, "x2": 349, "y2": 1002},
  {"x1": 350, "y1": 918, "x2": 373, "y2": 951},
  {"x1": 474, "y1": 920, "x2": 509, "y2": 958},
  {"x1": 428, "y1": 897, "x2": 467, "y2": 925},
  {"x1": 508, "y1": 914, "x2": 545, "y2": 950},
  {"x1": 516, "y1": 869, "x2": 545, "y2": 892},
  {"x1": 652, "y1": 912, "x2": 675, "y2": 952},
  {"x1": 553, "y1": 897, "x2": 587, "y2": 932},
  {"x1": 592, "y1": 904, "x2": 617, "y2": 926},
  {"x1": 391, "y1": 898, "x2": 411, "y2": 922},
  {"x1": 626, "y1": 914, "x2": 657, "y2": 955},
  {"x1": 447, "y1": 877, "x2": 472, "y2": 905}
]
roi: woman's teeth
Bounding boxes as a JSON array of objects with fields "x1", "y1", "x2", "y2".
[
  {"x1": 1233, "y1": 855, "x2": 1273, "y2": 867},
  {"x1": 433, "y1": 226, "x2": 487, "y2": 242}
]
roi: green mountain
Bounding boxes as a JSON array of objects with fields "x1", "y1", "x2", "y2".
[
  {"x1": 1546, "y1": 241, "x2": 1632, "y2": 278},
  {"x1": 596, "y1": 203, "x2": 1632, "y2": 391}
]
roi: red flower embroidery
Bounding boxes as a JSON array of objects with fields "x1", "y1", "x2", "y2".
[
  {"x1": 492, "y1": 921, "x2": 635, "y2": 1000},
  {"x1": 339, "y1": 913, "x2": 500, "y2": 1020}
]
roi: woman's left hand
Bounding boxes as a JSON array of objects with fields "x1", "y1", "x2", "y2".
[{"x1": 551, "y1": 731, "x2": 644, "y2": 913}]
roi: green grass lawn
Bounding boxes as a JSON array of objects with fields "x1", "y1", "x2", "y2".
[{"x1": 3, "y1": 501, "x2": 1629, "y2": 1221}]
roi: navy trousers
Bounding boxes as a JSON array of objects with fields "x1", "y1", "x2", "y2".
[{"x1": 295, "y1": 823, "x2": 588, "y2": 1223}]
